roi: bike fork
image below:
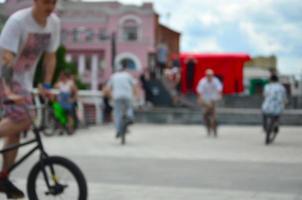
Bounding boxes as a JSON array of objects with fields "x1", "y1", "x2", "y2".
[{"x1": 39, "y1": 154, "x2": 58, "y2": 191}]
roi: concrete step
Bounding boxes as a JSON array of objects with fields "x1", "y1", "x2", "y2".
[{"x1": 135, "y1": 107, "x2": 302, "y2": 125}]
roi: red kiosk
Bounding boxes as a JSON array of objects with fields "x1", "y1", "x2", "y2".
[{"x1": 180, "y1": 53, "x2": 251, "y2": 95}]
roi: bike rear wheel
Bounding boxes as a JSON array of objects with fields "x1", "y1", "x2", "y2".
[
  {"x1": 265, "y1": 128, "x2": 271, "y2": 145},
  {"x1": 41, "y1": 107, "x2": 62, "y2": 137},
  {"x1": 265, "y1": 118, "x2": 271, "y2": 145},
  {"x1": 42, "y1": 114, "x2": 58, "y2": 136},
  {"x1": 121, "y1": 118, "x2": 127, "y2": 145},
  {"x1": 43, "y1": 112, "x2": 70, "y2": 136},
  {"x1": 27, "y1": 156, "x2": 88, "y2": 200},
  {"x1": 265, "y1": 117, "x2": 278, "y2": 145},
  {"x1": 269, "y1": 124, "x2": 278, "y2": 144}
]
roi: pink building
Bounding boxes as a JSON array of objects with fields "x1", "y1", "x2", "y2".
[{"x1": 3, "y1": 0, "x2": 180, "y2": 90}]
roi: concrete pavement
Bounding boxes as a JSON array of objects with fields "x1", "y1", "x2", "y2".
[{"x1": 1, "y1": 124, "x2": 302, "y2": 200}]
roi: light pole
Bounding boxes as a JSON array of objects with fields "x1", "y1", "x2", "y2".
[{"x1": 111, "y1": 32, "x2": 117, "y2": 72}]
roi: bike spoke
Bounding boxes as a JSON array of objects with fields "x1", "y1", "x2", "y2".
[{"x1": 35, "y1": 165, "x2": 80, "y2": 199}]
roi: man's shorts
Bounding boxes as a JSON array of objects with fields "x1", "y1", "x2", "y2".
[
  {"x1": 200, "y1": 100, "x2": 216, "y2": 115},
  {"x1": 0, "y1": 82, "x2": 34, "y2": 122}
]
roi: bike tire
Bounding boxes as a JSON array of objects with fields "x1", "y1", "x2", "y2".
[
  {"x1": 121, "y1": 125, "x2": 126, "y2": 145},
  {"x1": 121, "y1": 132, "x2": 126, "y2": 145},
  {"x1": 42, "y1": 111, "x2": 58, "y2": 137},
  {"x1": 269, "y1": 124, "x2": 278, "y2": 144},
  {"x1": 265, "y1": 130, "x2": 271, "y2": 145},
  {"x1": 265, "y1": 119, "x2": 273, "y2": 145},
  {"x1": 27, "y1": 156, "x2": 88, "y2": 200},
  {"x1": 121, "y1": 119, "x2": 127, "y2": 145},
  {"x1": 43, "y1": 114, "x2": 69, "y2": 136}
]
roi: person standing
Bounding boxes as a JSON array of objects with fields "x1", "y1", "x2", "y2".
[
  {"x1": 163, "y1": 65, "x2": 181, "y2": 106},
  {"x1": 156, "y1": 41, "x2": 168, "y2": 77},
  {"x1": 104, "y1": 61, "x2": 138, "y2": 138},
  {"x1": 0, "y1": 0, "x2": 60, "y2": 198},
  {"x1": 196, "y1": 69, "x2": 223, "y2": 137},
  {"x1": 262, "y1": 75, "x2": 287, "y2": 134},
  {"x1": 185, "y1": 56, "x2": 197, "y2": 93}
]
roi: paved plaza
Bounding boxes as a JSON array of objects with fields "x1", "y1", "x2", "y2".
[{"x1": 1, "y1": 124, "x2": 302, "y2": 200}]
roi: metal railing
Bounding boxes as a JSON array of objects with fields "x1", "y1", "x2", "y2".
[{"x1": 32, "y1": 89, "x2": 104, "y2": 126}]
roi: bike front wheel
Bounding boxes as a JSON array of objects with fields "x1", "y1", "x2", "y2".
[{"x1": 27, "y1": 156, "x2": 88, "y2": 200}]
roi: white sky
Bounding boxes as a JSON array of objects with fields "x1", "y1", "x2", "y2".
[{"x1": 1, "y1": 0, "x2": 302, "y2": 76}]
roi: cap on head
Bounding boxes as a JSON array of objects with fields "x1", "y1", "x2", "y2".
[{"x1": 205, "y1": 69, "x2": 214, "y2": 76}]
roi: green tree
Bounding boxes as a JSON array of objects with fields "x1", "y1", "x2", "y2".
[{"x1": 34, "y1": 45, "x2": 88, "y2": 89}]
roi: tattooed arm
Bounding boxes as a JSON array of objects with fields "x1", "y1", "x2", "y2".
[
  {"x1": 1, "y1": 50, "x2": 24, "y2": 103},
  {"x1": 1, "y1": 50, "x2": 15, "y2": 94}
]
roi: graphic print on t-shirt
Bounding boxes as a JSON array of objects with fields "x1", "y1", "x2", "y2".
[{"x1": 14, "y1": 33, "x2": 51, "y2": 72}]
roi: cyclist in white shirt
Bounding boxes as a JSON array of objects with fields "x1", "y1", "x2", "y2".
[
  {"x1": 104, "y1": 61, "x2": 139, "y2": 138},
  {"x1": 196, "y1": 69, "x2": 223, "y2": 137},
  {"x1": 0, "y1": 0, "x2": 60, "y2": 198}
]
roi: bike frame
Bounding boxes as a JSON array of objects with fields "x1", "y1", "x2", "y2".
[
  {"x1": 0, "y1": 104, "x2": 56, "y2": 189},
  {"x1": 0, "y1": 126, "x2": 48, "y2": 173}
]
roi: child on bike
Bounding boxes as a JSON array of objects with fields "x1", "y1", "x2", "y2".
[
  {"x1": 55, "y1": 70, "x2": 78, "y2": 135},
  {"x1": 0, "y1": 0, "x2": 60, "y2": 198}
]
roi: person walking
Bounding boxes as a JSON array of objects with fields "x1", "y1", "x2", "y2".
[
  {"x1": 156, "y1": 41, "x2": 168, "y2": 77},
  {"x1": 185, "y1": 56, "x2": 197, "y2": 93},
  {"x1": 0, "y1": 0, "x2": 60, "y2": 198},
  {"x1": 196, "y1": 69, "x2": 223, "y2": 137}
]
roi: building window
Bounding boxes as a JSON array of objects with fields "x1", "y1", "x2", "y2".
[
  {"x1": 120, "y1": 58, "x2": 136, "y2": 70},
  {"x1": 122, "y1": 19, "x2": 138, "y2": 41},
  {"x1": 115, "y1": 53, "x2": 141, "y2": 71},
  {"x1": 61, "y1": 29, "x2": 69, "y2": 43},
  {"x1": 72, "y1": 28, "x2": 80, "y2": 43},
  {"x1": 72, "y1": 27, "x2": 94, "y2": 43},
  {"x1": 85, "y1": 55, "x2": 91, "y2": 71},
  {"x1": 85, "y1": 29, "x2": 94, "y2": 42},
  {"x1": 98, "y1": 29, "x2": 108, "y2": 41}
]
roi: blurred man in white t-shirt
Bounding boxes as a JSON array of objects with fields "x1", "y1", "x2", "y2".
[
  {"x1": 196, "y1": 69, "x2": 223, "y2": 137},
  {"x1": 104, "y1": 60, "x2": 139, "y2": 138},
  {"x1": 0, "y1": 0, "x2": 60, "y2": 198}
]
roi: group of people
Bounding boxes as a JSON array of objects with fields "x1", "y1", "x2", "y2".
[
  {"x1": 105, "y1": 60, "x2": 287, "y2": 140},
  {"x1": 106, "y1": 62, "x2": 287, "y2": 141},
  {"x1": 195, "y1": 69, "x2": 287, "y2": 138},
  {"x1": 0, "y1": 0, "x2": 289, "y2": 199}
]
